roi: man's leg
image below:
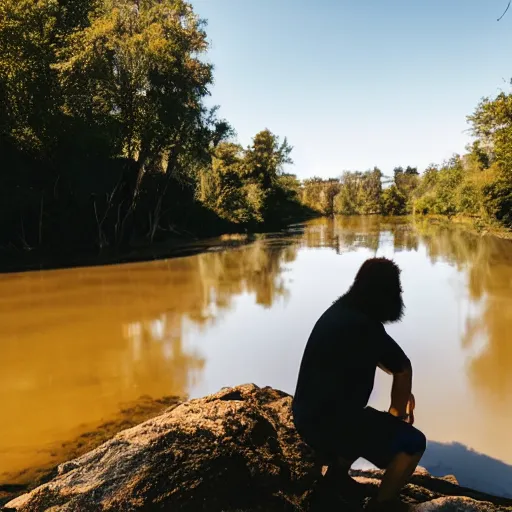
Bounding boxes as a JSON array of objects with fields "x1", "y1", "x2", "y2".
[
  {"x1": 322, "y1": 456, "x2": 367, "y2": 498},
  {"x1": 374, "y1": 450, "x2": 424, "y2": 503},
  {"x1": 359, "y1": 409, "x2": 427, "y2": 509},
  {"x1": 324, "y1": 456, "x2": 356, "y2": 479}
]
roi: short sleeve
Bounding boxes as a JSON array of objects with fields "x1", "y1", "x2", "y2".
[{"x1": 377, "y1": 328, "x2": 411, "y2": 375}]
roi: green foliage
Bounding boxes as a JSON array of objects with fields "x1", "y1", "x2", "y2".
[
  {"x1": 243, "y1": 129, "x2": 293, "y2": 189},
  {"x1": 356, "y1": 168, "x2": 382, "y2": 214},
  {"x1": 301, "y1": 178, "x2": 340, "y2": 215},
  {"x1": 301, "y1": 177, "x2": 328, "y2": 213},
  {"x1": 393, "y1": 166, "x2": 419, "y2": 212},
  {"x1": 481, "y1": 169, "x2": 512, "y2": 227},
  {"x1": 466, "y1": 92, "x2": 512, "y2": 228},
  {"x1": 204, "y1": 142, "x2": 249, "y2": 223},
  {"x1": 278, "y1": 173, "x2": 301, "y2": 199},
  {"x1": 2, "y1": 0, "x2": 511, "y2": 266},
  {"x1": 410, "y1": 92, "x2": 512, "y2": 229},
  {"x1": 0, "y1": 0, "x2": 61, "y2": 151},
  {"x1": 199, "y1": 131, "x2": 304, "y2": 226},
  {"x1": 413, "y1": 194, "x2": 437, "y2": 215},
  {"x1": 55, "y1": 0, "x2": 213, "y2": 185},
  {"x1": 456, "y1": 180, "x2": 482, "y2": 216},
  {"x1": 0, "y1": 1, "x2": 312, "y2": 263},
  {"x1": 333, "y1": 174, "x2": 358, "y2": 215},
  {"x1": 381, "y1": 185, "x2": 406, "y2": 216}
]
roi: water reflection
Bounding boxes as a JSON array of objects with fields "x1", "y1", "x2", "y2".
[
  {"x1": 311, "y1": 218, "x2": 512, "y2": 414},
  {"x1": 416, "y1": 224, "x2": 512, "y2": 406},
  {"x1": 300, "y1": 216, "x2": 418, "y2": 254},
  {"x1": 0, "y1": 217, "x2": 511, "y2": 495},
  {"x1": 0, "y1": 239, "x2": 297, "y2": 483}
]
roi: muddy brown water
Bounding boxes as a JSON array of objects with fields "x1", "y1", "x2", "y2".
[{"x1": 1, "y1": 216, "x2": 511, "y2": 496}]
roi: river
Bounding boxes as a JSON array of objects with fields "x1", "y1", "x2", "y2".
[{"x1": 1, "y1": 216, "x2": 511, "y2": 497}]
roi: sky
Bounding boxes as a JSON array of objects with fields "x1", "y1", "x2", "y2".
[{"x1": 190, "y1": 0, "x2": 512, "y2": 179}]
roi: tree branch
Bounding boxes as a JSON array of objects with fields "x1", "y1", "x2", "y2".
[{"x1": 498, "y1": 0, "x2": 511, "y2": 21}]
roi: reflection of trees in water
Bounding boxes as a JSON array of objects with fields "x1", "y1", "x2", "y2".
[
  {"x1": 196, "y1": 240, "x2": 298, "y2": 309},
  {"x1": 301, "y1": 216, "x2": 511, "y2": 406},
  {"x1": 461, "y1": 240, "x2": 512, "y2": 405},
  {"x1": 301, "y1": 216, "x2": 417, "y2": 254},
  {"x1": 123, "y1": 317, "x2": 205, "y2": 399},
  {"x1": 390, "y1": 222, "x2": 419, "y2": 252},
  {"x1": 0, "y1": 240, "x2": 299, "y2": 483},
  {"x1": 122, "y1": 239, "x2": 299, "y2": 395},
  {"x1": 415, "y1": 222, "x2": 512, "y2": 406},
  {"x1": 121, "y1": 218, "x2": 510, "y2": 406}
]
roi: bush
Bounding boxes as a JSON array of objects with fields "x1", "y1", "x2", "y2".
[
  {"x1": 482, "y1": 172, "x2": 512, "y2": 227},
  {"x1": 381, "y1": 185, "x2": 406, "y2": 216},
  {"x1": 456, "y1": 181, "x2": 482, "y2": 216},
  {"x1": 413, "y1": 194, "x2": 437, "y2": 215}
]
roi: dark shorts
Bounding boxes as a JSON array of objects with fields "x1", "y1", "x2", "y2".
[{"x1": 295, "y1": 407, "x2": 427, "y2": 469}]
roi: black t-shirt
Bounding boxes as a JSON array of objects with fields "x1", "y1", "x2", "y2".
[{"x1": 292, "y1": 300, "x2": 410, "y2": 431}]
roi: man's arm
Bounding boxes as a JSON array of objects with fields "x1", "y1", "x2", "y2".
[
  {"x1": 377, "y1": 331, "x2": 414, "y2": 421},
  {"x1": 388, "y1": 362, "x2": 413, "y2": 419}
]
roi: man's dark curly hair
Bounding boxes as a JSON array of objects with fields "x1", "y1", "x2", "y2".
[{"x1": 337, "y1": 258, "x2": 404, "y2": 323}]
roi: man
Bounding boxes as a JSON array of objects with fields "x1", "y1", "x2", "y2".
[{"x1": 292, "y1": 258, "x2": 426, "y2": 511}]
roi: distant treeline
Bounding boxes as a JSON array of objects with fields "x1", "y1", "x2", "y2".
[
  {"x1": 0, "y1": 0, "x2": 313, "y2": 267},
  {"x1": 300, "y1": 129, "x2": 512, "y2": 230}
]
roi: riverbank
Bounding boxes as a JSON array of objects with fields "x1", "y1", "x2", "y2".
[
  {"x1": 412, "y1": 214, "x2": 512, "y2": 241},
  {"x1": 4, "y1": 385, "x2": 512, "y2": 511},
  {"x1": 3, "y1": 211, "x2": 511, "y2": 275},
  {"x1": 0, "y1": 207, "x2": 317, "y2": 274}
]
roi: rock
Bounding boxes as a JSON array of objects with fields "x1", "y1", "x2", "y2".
[
  {"x1": 57, "y1": 462, "x2": 80, "y2": 476},
  {"x1": 414, "y1": 496, "x2": 497, "y2": 511},
  {"x1": 415, "y1": 467, "x2": 432, "y2": 477},
  {"x1": 5, "y1": 385, "x2": 512, "y2": 512},
  {"x1": 441, "y1": 475, "x2": 460, "y2": 486},
  {"x1": 6, "y1": 385, "x2": 320, "y2": 511}
]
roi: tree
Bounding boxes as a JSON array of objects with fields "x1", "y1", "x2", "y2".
[
  {"x1": 334, "y1": 172, "x2": 361, "y2": 215},
  {"x1": 0, "y1": 0, "x2": 61, "y2": 152},
  {"x1": 278, "y1": 173, "x2": 301, "y2": 199},
  {"x1": 357, "y1": 167, "x2": 382, "y2": 214},
  {"x1": 55, "y1": 0, "x2": 213, "y2": 196},
  {"x1": 240, "y1": 129, "x2": 293, "y2": 219},
  {"x1": 301, "y1": 177, "x2": 327, "y2": 212},
  {"x1": 469, "y1": 93, "x2": 512, "y2": 167},
  {"x1": 393, "y1": 165, "x2": 419, "y2": 210},
  {"x1": 243, "y1": 129, "x2": 293, "y2": 190},
  {"x1": 204, "y1": 142, "x2": 253, "y2": 223},
  {"x1": 381, "y1": 185, "x2": 406, "y2": 216},
  {"x1": 468, "y1": 94, "x2": 512, "y2": 227}
]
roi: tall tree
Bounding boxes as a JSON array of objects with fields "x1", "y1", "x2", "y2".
[
  {"x1": 469, "y1": 93, "x2": 512, "y2": 226},
  {"x1": 393, "y1": 165, "x2": 419, "y2": 211},
  {"x1": 243, "y1": 129, "x2": 293, "y2": 190},
  {"x1": 55, "y1": 0, "x2": 213, "y2": 194},
  {"x1": 357, "y1": 167, "x2": 382, "y2": 214}
]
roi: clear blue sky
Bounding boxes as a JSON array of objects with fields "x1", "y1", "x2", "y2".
[{"x1": 191, "y1": 0, "x2": 512, "y2": 179}]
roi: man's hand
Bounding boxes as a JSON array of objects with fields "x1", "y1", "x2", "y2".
[
  {"x1": 407, "y1": 393, "x2": 415, "y2": 425},
  {"x1": 389, "y1": 393, "x2": 415, "y2": 424}
]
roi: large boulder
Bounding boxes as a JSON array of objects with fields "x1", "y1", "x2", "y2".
[
  {"x1": 5, "y1": 385, "x2": 320, "y2": 511},
  {"x1": 5, "y1": 384, "x2": 512, "y2": 511}
]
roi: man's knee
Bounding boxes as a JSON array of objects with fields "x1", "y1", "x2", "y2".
[
  {"x1": 413, "y1": 429, "x2": 427, "y2": 453},
  {"x1": 409, "y1": 428, "x2": 427, "y2": 454},
  {"x1": 391, "y1": 426, "x2": 426, "y2": 456}
]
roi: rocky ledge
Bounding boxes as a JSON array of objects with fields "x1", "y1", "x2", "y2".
[{"x1": 4, "y1": 384, "x2": 512, "y2": 511}]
